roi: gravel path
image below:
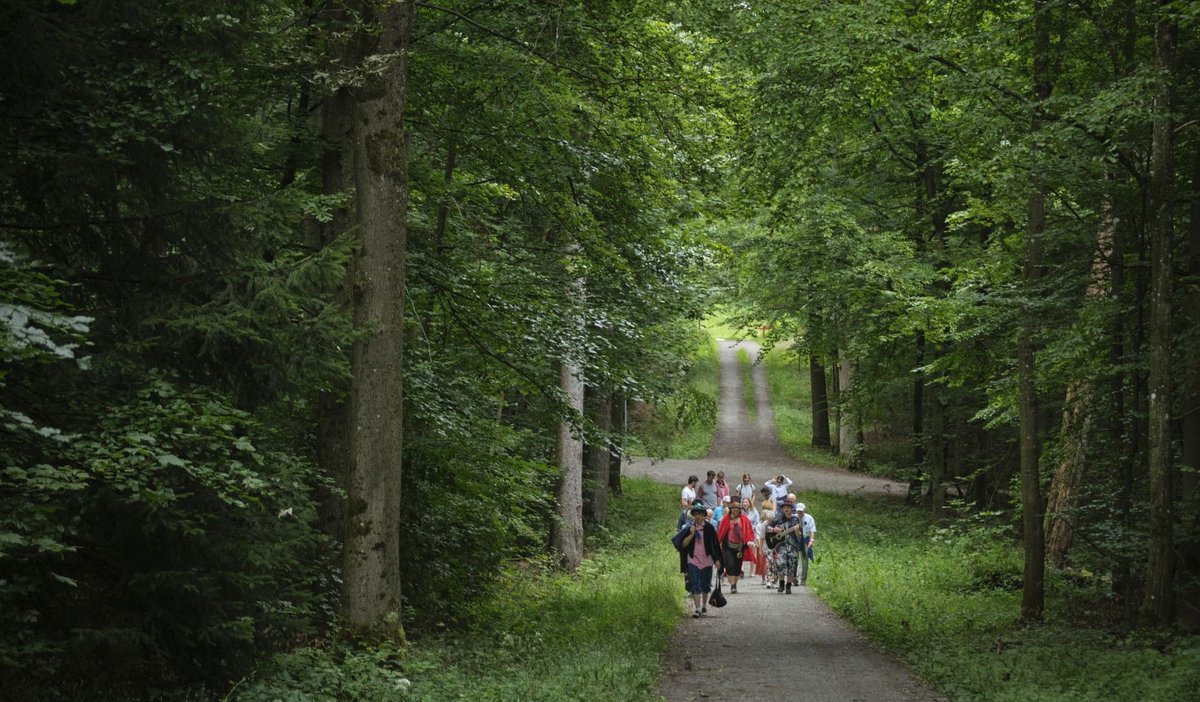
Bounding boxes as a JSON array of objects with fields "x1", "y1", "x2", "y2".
[{"x1": 631, "y1": 339, "x2": 944, "y2": 702}]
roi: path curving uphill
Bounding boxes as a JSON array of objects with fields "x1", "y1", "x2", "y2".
[
  {"x1": 625, "y1": 339, "x2": 907, "y2": 497},
  {"x1": 633, "y1": 339, "x2": 943, "y2": 702}
]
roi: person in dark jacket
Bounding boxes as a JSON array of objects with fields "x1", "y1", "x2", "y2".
[{"x1": 674, "y1": 501, "x2": 720, "y2": 617}]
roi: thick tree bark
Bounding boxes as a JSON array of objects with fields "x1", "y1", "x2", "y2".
[
  {"x1": 809, "y1": 356, "x2": 831, "y2": 448},
  {"x1": 551, "y1": 358, "x2": 585, "y2": 570},
  {"x1": 1110, "y1": 200, "x2": 1137, "y2": 626},
  {"x1": 1179, "y1": 146, "x2": 1200, "y2": 631},
  {"x1": 584, "y1": 387, "x2": 612, "y2": 525},
  {"x1": 1140, "y1": 5, "x2": 1177, "y2": 626},
  {"x1": 551, "y1": 245, "x2": 586, "y2": 571},
  {"x1": 1018, "y1": 0, "x2": 1052, "y2": 622},
  {"x1": 339, "y1": 0, "x2": 415, "y2": 641},
  {"x1": 1112, "y1": 0, "x2": 1139, "y2": 627},
  {"x1": 1045, "y1": 191, "x2": 1117, "y2": 568}
]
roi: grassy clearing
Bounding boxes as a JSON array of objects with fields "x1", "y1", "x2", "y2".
[
  {"x1": 737, "y1": 346, "x2": 756, "y2": 423},
  {"x1": 236, "y1": 479, "x2": 683, "y2": 701},
  {"x1": 801, "y1": 495, "x2": 1200, "y2": 702}
]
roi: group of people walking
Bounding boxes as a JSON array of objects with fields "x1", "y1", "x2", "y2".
[{"x1": 673, "y1": 471, "x2": 816, "y2": 617}]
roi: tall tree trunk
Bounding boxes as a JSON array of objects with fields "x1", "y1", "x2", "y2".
[
  {"x1": 913, "y1": 332, "x2": 926, "y2": 467},
  {"x1": 1178, "y1": 146, "x2": 1200, "y2": 631},
  {"x1": 929, "y1": 391, "x2": 946, "y2": 513},
  {"x1": 1018, "y1": 0, "x2": 1053, "y2": 622},
  {"x1": 1112, "y1": 0, "x2": 1139, "y2": 627},
  {"x1": 1140, "y1": 5, "x2": 1178, "y2": 626},
  {"x1": 584, "y1": 387, "x2": 612, "y2": 525},
  {"x1": 609, "y1": 392, "x2": 626, "y2": 495},
  {"x1": 1111, "y1": 201, "x2": 1137, "y2": 626},
  {"x1": 909, "y1": 337, "x2": 928, "y2": 504},
  {"x1": 551, "y1": 245, "x2": 586, "y2": 571},
  {"x1": 830, "y1": 347, "x2": 842, "y2": 455},
  {"x1": 337, "y1": 0, "x2": 415, "y2": 641},
  {"x1": 1045, "y1": 191, "x2": 1118, "y2": 568},
  {"x1": 316, "y1": 43, "x2": 356, "y2": 543},
  {"x1": 551, "y1": 358, "x2": 585, "y2": 570},
  {"x1": 810, "y1": 356, "x2": 831, "y2": 448}
]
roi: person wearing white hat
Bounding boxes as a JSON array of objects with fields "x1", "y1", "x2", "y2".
[{"x1": 795, "y1": 502, "x2": 816, "y2": 586}]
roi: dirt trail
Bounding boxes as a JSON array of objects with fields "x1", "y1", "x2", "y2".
[{"x1": 630, "y1": 339, "x2": 943, "y2": 702}]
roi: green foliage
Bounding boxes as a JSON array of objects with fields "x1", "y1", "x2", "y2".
[
  {"x1": 1, "y1": 0, "x2": 340, "y2": 695},
  {"x1": 232, "y1": 644, "x2": 412, "y2": 702},
  {"x1": 700, "y1": 0, "x2": 1200, "y2": 631},
  {"x1": 628, "y1": 328, "x2": 718, "y2": 459},
  {"x1": 2, "y1": 374, "x2": 332, "y2": 698},
  {"x1": 237, "y1": 479, "x2": 681, "y2": 701}
]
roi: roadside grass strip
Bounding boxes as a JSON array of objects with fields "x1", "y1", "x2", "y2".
[{"x1": 804, "y1": 492, "x2": 1200, "y2": 702}]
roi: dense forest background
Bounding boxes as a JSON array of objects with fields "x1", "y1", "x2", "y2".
[{"x1": 1, "y1": 0, "x2": 1197, "y2": 699}]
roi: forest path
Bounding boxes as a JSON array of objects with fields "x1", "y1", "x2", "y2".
[{"x1": 627, "y1": 339, "x2": 943, "y2": 702}]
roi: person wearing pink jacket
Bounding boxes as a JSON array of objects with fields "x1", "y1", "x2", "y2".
[{"x1": 716, "y1": 500, "x2": 755, "y2": 594}]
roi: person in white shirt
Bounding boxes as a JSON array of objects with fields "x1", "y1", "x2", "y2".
[
  {"x1": 681, "y1": 475, "x2": 699, "y2": 508},
  {"x1": 765, "y1": 474, "x2": 792, "y2": 504},
  {"x1": 796, "y1": 502, "x2": 817, "y2": 586},
  {"x1": 735, "y1": 473, "x2": 757, "y2": 503}
]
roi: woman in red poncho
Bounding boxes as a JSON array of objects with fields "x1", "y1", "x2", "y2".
[{"x1": 717, "y1": 499, "x2": 755, "y2": 594}]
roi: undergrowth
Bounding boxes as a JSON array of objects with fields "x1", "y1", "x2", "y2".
[
  {"x1": 233, "y1": 478, "x2": 681, "y2": 701},
  {"x1": 628, "y1": 327, "x2": 718, "y2": 459}
]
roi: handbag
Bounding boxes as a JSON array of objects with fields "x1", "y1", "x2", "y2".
[{"x1": 708, "y1": 575, "x2": 727, "y2": 608}]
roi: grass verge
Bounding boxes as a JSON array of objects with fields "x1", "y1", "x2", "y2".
[
  {"x1": 234, "y1": 479, "x2": 683, "y2": 702},
  {"x1": 802, "y1": 491, "x2": 1200, "y2": 702}
]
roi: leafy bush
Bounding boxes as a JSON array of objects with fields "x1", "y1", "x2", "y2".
[
  {"x1": 628, "y1": 329, "x2": 717, "y2": 458},
  {"x1": 232, "y1": 644, "x2": 412, "y2": 702},
  {"x1": 1, "y1": 373, "x2": 332, "y2": 699}
]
